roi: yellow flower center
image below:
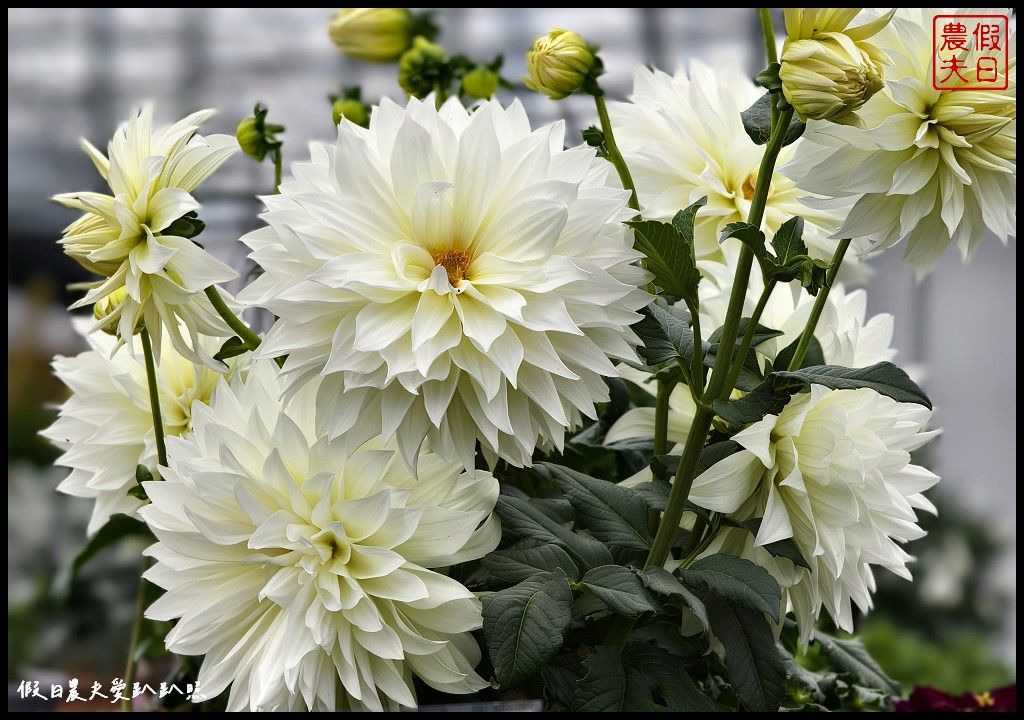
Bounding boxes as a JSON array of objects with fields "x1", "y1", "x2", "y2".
[
  {"x1": 974, "y1": 692, "x2": 995, "y2": 708},
  {"x1": 741, "y1": 174, "x2": 757, "y2": 201},
  {"x1": 433, "y1": 248, "x2": 472, "y2": 285}
]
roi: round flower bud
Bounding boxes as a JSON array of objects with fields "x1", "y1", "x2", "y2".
[
  {"x1": 523, "y1": 29, "x2": 595, "y2": 100},
  {"x1": 397, "y1": 36, "x2": 448, "y2": 98},
  {"x1": 462, "y1": 66, "x2": 500, "y2": 100},
  {"x1": 332, "y1": 97, "x2": 370, "y2": 128},
  {"x1": 327, "y1": 8, "x2": 413, "y2": 63},
  {"x1": 780, "y1": 36, "x2": 885, "y2": 123},
  {"x1": 235, "y1": 116, "x2": 264, "y2": 159}
]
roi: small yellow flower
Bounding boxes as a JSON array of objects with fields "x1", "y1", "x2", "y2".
[
  {"x1": 327, "y1": 8, "x2": 413, "y2": 63},
  {"x1": 780, "y1": 8, "x2": 893, "y2": 126},
  {"x1": 524, "y1": 29, "x2": 595, "y2": 100}
]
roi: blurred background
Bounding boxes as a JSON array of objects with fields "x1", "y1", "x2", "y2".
[{"x1": 7, "y1": 7, "x2": 1015, "y2": 707}]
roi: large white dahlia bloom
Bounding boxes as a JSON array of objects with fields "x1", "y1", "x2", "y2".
[
  {"x1": 787, "y1": 8, "x2": 1016, "y2": 278},
  {"x1": 41, "y1": 320, "x2": 232, "y2": 535},
  {"x1": 140, "y1": 360, "x2": 500, "y2": 711},
  {"x1": 609, "y1": 63, "x2": 856, "y2": 267},
  {"x1": 239, "y1": 96, "x2": 649, "y2": 469},
  {"x1": 690, "y1": 386, "x2": 940, "y2": 644},
  {"x1": 54, "y1": 105, "x2": 240, "y2": 365}
]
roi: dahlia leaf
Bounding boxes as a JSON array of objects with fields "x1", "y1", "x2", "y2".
[
  {"x1": 633, "y1": 300, "x2": 706, "y2": 370},
  {"x1": 482, "y1": 542, "x2": 580, "y2": 584},
  {"x1": 741, "y1": 92, "x2": 806, "y2": 146},
  {"x1": 812, "y1": 631, "x2": 901, "y2": 696},
  {"x1": 573, "y1": 564, "x2": 661, "y2": 617},
  {"x1": 682, "y1": 554, "x2": 783, "y2": 622},
  {"x1": 573, "y1": 646, "x2": 627, "y2": 711},
  {"x1": 623, "y1": 643, "x2": 717, "y2": 712},
  {"x1": 628, "y1": 196, "x2": 705, "y2": 303},
  {"x1": 482, "y1": 570, "x2": 573, "y2": 689},
  {"x1": 639, "y1": 566, "x2": 711, "y2": 633},
  {"x1": 774, "y1": 362, "x2": 932, "y2": 409},
  {"x1": 495, "y1": 495, "x2": 613, "y2": 571},
  {"x1": 705, "y1": 591, "x2": 787, "y2": 712},
  {"x1": 539, "y1": 462, "x2": 653, "y2": 551}
]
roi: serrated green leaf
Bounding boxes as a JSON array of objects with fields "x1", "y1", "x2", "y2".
[
  {"x1": 575, "y1": 565, "x2": 660, "y2": 617},
  {"x1": 639, "y1": 566, "x2": 710, "y2": 633},
  {"x1": 772, "y1": 362, "x2": 932, "y2": 409},
  {"x1": 495, "y1": 495, "x2": 612, "y2": 571},
  {"x1": 707, "y1": 318, "x2": 784, "y2": 349},
  {"x1": 633, "y1": 301, "x2": 705, "y2": 370},
  {"x1": 539, "y1": 463, "x2": 652, "y2": 551},
  {"x1": 573, "y1": 646, "x2": 627, "y2": 711},
  {"x1": 812, "y1": 631, "x2": 901, "y2": 695},
  {"x1": 770, "y1": 216, "x2": 808, "y2": 266},
  {"x1": 628, "y1": 197, "x2": 706, "y2": 303},
  {"x1": 741, "y1": 93, "x2": 806, "y2": 146},
  {"x1": 539, "y1": 654, "x2": 585, "y2": 709},
  {"x1": 683, "y1": 554, "x2": 782, "y2": 622},
  {"x1": 671, "y1": 200, "x2": 706, "y2": 247},
  {"x1": 713, "y1": 377, "x2": 790, "y2": 426},
  {"x1": 52, "y1": 514, "x2": 153, "y2": 599},
  {"x1": 720, "y1": 221, "x2": 767, "y2": 254},
  {"x1": 705, "y1": 591, "x2": 787, "y2": 712},
  {"x1": 482, "y1": 571, "x2": 573, "y2": 689},
  {"x1": 632, "y1": 476, "x2": 672, "y2": 510},
  {"x1": 482, "y1": 543, "x2": 580, "y2": 583},
  {"x1": 737, "y1": 518, "x2": 811, "y2": 570}
]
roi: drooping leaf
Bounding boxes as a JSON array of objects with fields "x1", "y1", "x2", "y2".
[
  {"x1": 772, "y1": 362, "x2": 932, "y2": 409},
  {"x1": 741, "y1": 93, "x2": 806, "y2": 146},
  {"x1": 574, "y1": 565, "x2": 660, "y2": 617},
  {"x1": 705, "y1": 591, "x2": 787, "y2": 712},
  {"x1": 639, "y1": 566, "x2": 710, "y2": 633},
  {"x1": 682, "y1": 553, "x2": 783, "y2": 622},
  {"x1": 482, "y1": 542, "x2": 580, "y2": 583},
  {"x1": 482, "y1": 571, "x2": 573, "y2": 689},
  {"x1": 812, "y1": 631, "x2": 901, "y2": 695},
  {"x1": 494, "y1": 495, "x2": 612, "y2": 571},
  {"x1": 713, "y1": 377, "x2": 790, "y2": 426},
  {"x1": 774, "y1": 335, "x2": 825, "y2": 372},
  {"x1": 539, "y1": 463, "x2": 652, "y2": 551}
]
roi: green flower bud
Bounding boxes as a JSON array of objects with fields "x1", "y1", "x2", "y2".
[
  {"x1": 235, "y1": 104, "x2": 283, "y2": 162},
  {"x1": 332, "y1": 97, "x2": 370, "y2": 128},
  {"x1": 523, "y1": 29, "x2": 595, "y2": 100},
  {"x1": 398, "y1": 36, "x2": 449, "y2": 99},
  {"x1": 328, "y1": 8, "x2": 414, "y2": 63},
  {"x1": 462, "y1": 66, "x2": 500, "y2": 100}
]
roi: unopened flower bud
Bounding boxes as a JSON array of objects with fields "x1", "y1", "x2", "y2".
[
  {"x1": 236, "y1": 104, "x2": 283, "y2": 162},
  {"x1": 524, "y1": 29, "x2": 595, "y2": 100},
  {"x1": 93, "y1": 288, "x2": 141, "y2": 336},
  {"x1": 462, "y1": 66, "x2": 500, "y2": 100},
  {"x1": 328, "y1": 8, "x2": 414, "y2": 63},
  {"x1": 332, "y1": 98, "x2": 370, "y2": 128},
  {"x1": 398, "y1": 36, "x2": 448, "y2": 98}
]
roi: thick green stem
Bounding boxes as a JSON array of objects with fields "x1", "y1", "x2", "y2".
[
  {"x1": 787, "y1": 238, "x2": 852, "y2": 370},
  {"x1": 643, "y1": 108, "x2": 795, "y2": 572},
  {"x1": 653, "y1": 378, "x2": 677, "y2": 457},
  {"x1": 594, "y1": 93, "x2": 640, "y2": 212},
  {"x1": 721, "y1": 280, "x2": 777, "y2": 400},
  {"x1": 685, "y1": 299, "x2": 706, "y2": 392},
  {"x1": 273, "y1": 150, "x2": 283, "y2": 193},
  {"x1": 140, "y1": 329, "x2": 167, "y2": 468},
  {"x1": 759, "y1": 8, "x2": 779, "y2": 65},
  {"x1": 205, "y1": 285, "x2": 262, "y2": 351},
  {"x1": 121, "y1": 560, "x2": 150, "y2": 712}
]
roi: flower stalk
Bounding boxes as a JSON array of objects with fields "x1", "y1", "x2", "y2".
[
  {"x1": 787, "y1": 238, "x2": 852, "y2": 370},
  {"x1": 594, "y1": 93, "x2": 639, "y2": 212},
  {"x1": 205, "y1": 285, "x2": 262, "y2": 351}
]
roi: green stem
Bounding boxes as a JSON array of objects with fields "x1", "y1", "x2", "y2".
[
  {"x1": 721, "y1": 280, "x2": 777, "y2": 400},
  {"x1": 759, "y1": 8, "x2": 779, "y2": 65},
  {"x1": 594, "y1": 93, "x2": 640, "y2": 212},
  {"x1": 273, "y1": 150, "x2": 283, "y2": 194},
  {"x1": 205, "y1": 285, "x2": 262, "y2": 351},
  {"x1": 140, "y1": 329, "x2": 167, "y2": 468},
  {"x1": 787, "y1": 238, "x2": 852, "y2": 370},
  {"x1": 643, "y1": 109, "x2": 794, "y2": 572},
  {"x1": 653, "y1": 378, "x2": 677, "y2": 457},
  {"x1": 121, "y1": 560, "x2": 150, "y2": 712},
  {"x1": 685, "y1": 299, "x2": 706, "y2": 391}
]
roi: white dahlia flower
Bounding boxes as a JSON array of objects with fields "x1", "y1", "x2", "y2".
[
  {"x1": 140, "y1": 360, "x2": 500, "y2": 711},
  {"x1": 609, "y1": 63, "x2": 857, "y2": 267},
  {"x1": 787, "y1": 8, "x2": 1016, "y2": 278},
  {"x1": 690, "y1": 386, "x2": 940, "y2": 645},
  {"x1": 54, "y1": 105, "x2": 240, "y2": 365},
  {"x1": 239, "y1": 96, "x2": 650, "y2": 469},
  {"x1": 40, "y1": 320, "x2": 234, "y2": 535}
]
